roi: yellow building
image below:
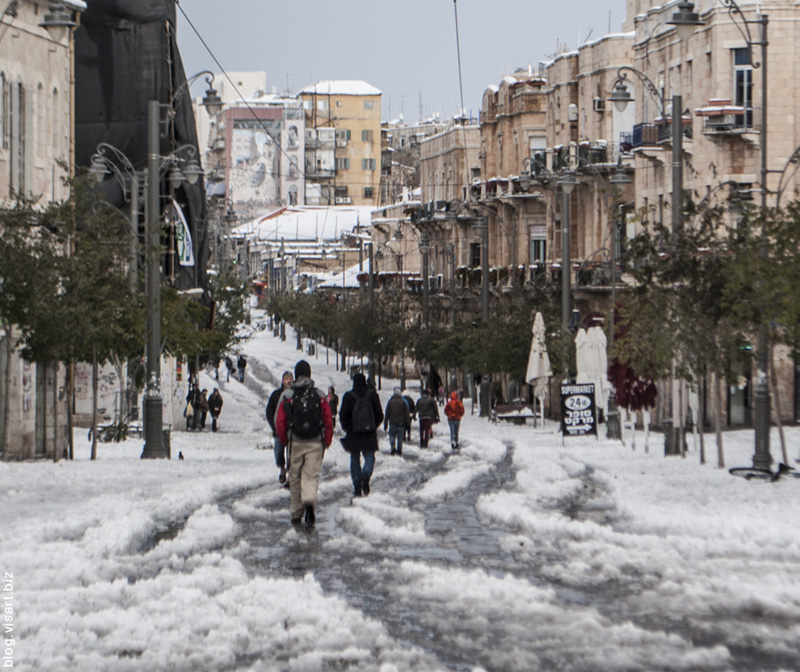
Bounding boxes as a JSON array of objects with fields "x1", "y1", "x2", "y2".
[{"x1": 299, "y1": 80, "x2": 381, "y2": 207}]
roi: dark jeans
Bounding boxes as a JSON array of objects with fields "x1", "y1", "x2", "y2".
[
  {"x1": 419, "y1": 417, "x2": 433, "y2": 447},
  {"x1": 388, "y1": 423, "x2": 405, "y2": 454},
  {"x1": 274, "y1": 435, "x2": 287, "y2": 468},
  {"x1": 350, "y1": 451, "x2": 375, "y2": 492}
]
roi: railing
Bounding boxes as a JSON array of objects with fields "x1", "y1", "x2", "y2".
[{"x1": 702, "y1": 106, "x2": 761, "y2": 135}]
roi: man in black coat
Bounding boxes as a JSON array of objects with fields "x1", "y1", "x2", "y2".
[
  {"x1": 266, "y1": 371, "x2": 293, "y2": 484},
  {"x1": 339, "y1": 373, "x2": 384, "y2": 497}
]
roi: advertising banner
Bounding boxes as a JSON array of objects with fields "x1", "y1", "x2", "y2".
[{"x1": 561, "y1": 383, "x2": 597, "y2": 437}]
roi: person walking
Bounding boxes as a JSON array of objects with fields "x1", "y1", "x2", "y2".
[
  {"x1": 416, "y1": 389, "x2": 439, "y2": 448},
  {"x1": 266, "y1": 371, "x2": 293, "y2": 484},
  {"x1": 444, "y1": 391, "x2": 465, "y2": 450},
  {"x1": 326, "y1": 386, "x2": 339, "y2": 430},
  {"x1": 384, "y1": 387, "x2": 410, "y2": 456},
  {"x1": 402, "y1": 392, "x2": 416, "y2": 441},
  {"x1": 184, "y1": 382, "x2": 198, "y2": 431},
  {"x1": 340, "y1": 373, "x2": 384, "y2": 497},
  {"x1": 225, "y1": 356, "x2": 234, "y2": 382},
  {"x1": 198, "y1": 389, "x2": 210, "y2": 430},
  {"x1": 276, "y1": 360, "x2": 333, "y2": 526},
  {"x1": 237, "y1": 355, "x2": 247, "y2": 383},
  {"x1": 208, "y1": 388, "x2": 223, "y2": 432}
]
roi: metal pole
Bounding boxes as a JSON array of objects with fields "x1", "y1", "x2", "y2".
[
  {"x1": 480, "y1": 216, "x2": 489, "y2": 323},
  {"x1": 753, "y1": 14, "x2": 771, "y2": 469},
  {"x1": 449, "y1": 243, "x2": 456, "y2": 327},
  {"x1": 128, "y1": 172, "x2": 139, "y2": 294},
  {"x1": 671, "y1": 94, "x2": 683, "y2": 236},
  {"x1": 368, "y1": 242, "x2": 374, "y2": 311},
  {"x1": 561, "y1": 188, "x2": 571, "y2": 336},
  {"x1": 422, "y1": 245, "x2": 430, "y2": 329},
  {"x1": 480, "y1": 216, "x2": 489, "y2": 417},
  {"x1": 141, "y1": 100, "x2": 166, "y2": 458}
]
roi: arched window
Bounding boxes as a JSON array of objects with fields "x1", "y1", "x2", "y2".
[
  {"x1": 51, "y1": 88, "x2": 60, "y2": 158},
  {"x1": 0, "y1": 72, "x2": 6, "y2": 150},
  {"x1": 37, "y1": 83, "x2": 45, "y2": 157}
]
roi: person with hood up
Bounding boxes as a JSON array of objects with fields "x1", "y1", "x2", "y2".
[
  {"x1": 207, "y1": 388, "x2": 223, "y2": 432},
  {"x1": 383, "y1": 387, "x2": 411, "y2": 456},
  {"x1": 444, "y1": 391, "x2": 465, "y2": 450},
  {"x1": 339, "y1": 373, "x2": 384, "y2": 497},
  {"x1": 276, "y1": 360, "x2": 333, "y2": 526},
  {"x1": 415, "y1": 389, "x2": 439, "y2": 448}
]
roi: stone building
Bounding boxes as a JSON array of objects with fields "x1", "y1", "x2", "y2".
[
  {"x1": 0, "y1": 0, "x2": 85, "y2": 460},
  {"x1": 298, "y1": 80, "x2": 382, "y2": 207}
]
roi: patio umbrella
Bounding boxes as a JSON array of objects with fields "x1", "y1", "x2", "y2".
[
  {"x1": 576, "y1": 325, "x2": 609, "y2": 415},
  {"x1": 526, "y1": 312, "x2": 552, "y2": 422}
]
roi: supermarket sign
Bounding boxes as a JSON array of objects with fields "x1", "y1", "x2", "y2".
[{"x1": 560, "y1": 383, "x2": 597, "y2": 437}]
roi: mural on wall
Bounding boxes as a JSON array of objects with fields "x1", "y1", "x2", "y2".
[{"x1": 230, "y1": 119, "x2": 282, "y2": 216}]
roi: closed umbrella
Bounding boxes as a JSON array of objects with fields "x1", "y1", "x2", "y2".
[
  {"x1": 526, "y1": 312, "x2": 552, "y2": 425},
  {"x1": 576, "y1": 325, "x2": 609, "y2": 416}
]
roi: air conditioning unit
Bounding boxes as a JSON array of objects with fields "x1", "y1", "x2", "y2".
[
  {"x1": 568, "y1": 103, "x2": 578, "y2": 122},
  {"x1": 334, "y1": 197, "x2": 352, "y2": 204},
  {"x1": 592, "y1": 98, "x2": 605, "y2": 113}
]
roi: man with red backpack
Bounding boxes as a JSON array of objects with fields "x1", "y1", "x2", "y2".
[{"x1": 276, "y1": 360, "x2": 333, "y2": 526}]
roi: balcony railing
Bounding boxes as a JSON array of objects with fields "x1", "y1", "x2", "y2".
[{"x1": 701, "y1": 106, "x2": 761, "y2": 135}]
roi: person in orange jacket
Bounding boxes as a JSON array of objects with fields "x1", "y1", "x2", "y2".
[{"x1": 444, "y1": 391, "x2": 465, "y2": 450}]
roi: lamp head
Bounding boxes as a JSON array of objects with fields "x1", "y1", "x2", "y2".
[
  {"x1": 667, "y1": 1, "x2": 703, "y2": 43},
  {"x1": 558, "y1": 171, "x2": 579, "y2": 195},
  {"x1": 181, "y1": 159, "x2": 204, "y2": 186},
  {"x1": 39, "y1": 3, "x2": 76, "y2": 42},
  {"x1": 88, "y1": 155, "x2": 109, "y2": 186},
  {"x1": 202, "y1": 86, "x2": 223, "y2": 117},
  {"x1": 609, "y1": 79, "x2": 633, "y2": 113}
]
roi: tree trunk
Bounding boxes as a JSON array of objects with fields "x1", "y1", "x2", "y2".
[
  {"x1": 52, "y1": 361, "x2": 59, "y2": 463},
  {"x1": 67, "y1": 358, "x2": 74, "y2": 460},
  {"x1": 91, "y1": 349, "x2": 98, "y2": 461},
  {"x1": 768, "y1": 345, "x2": 788, "y2": 464},
  {"x1": 2, "y1": 332, "x2": 11, "y2": 458},
  {"x1": 698, "y1": 372, "x2": 706, "y2": 466},
  {"x1": 713, "y1": 370, "x2": 725, "y2": 469}
]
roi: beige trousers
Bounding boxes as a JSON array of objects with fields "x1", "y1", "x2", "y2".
[{"x1": 288, "y1": 437, "x2": 324, "y2": 520}]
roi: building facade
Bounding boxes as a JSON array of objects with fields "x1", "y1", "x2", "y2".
[
  {"x1": 0, "y1": 0, "x2": 85, "y2": 460},
  {"x1": 298, "y1": 80, "x2": 382, "y2": 207}
]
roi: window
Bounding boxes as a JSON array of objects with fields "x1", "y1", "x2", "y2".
[
  {"x1": 303, "y1": 100, "x2": 312, "y2": 110},
  {"x1": 733, "y1": 47, "x2": 754, "y2": 128},
  {"x1": 317, "y1": 99, "x2": 328, "y2": 111},
  {"x1": 470, "y1": 243, "x2": 481, "y2": 267},
  {"x1": 530, "y1": 239, "x2": 546, "y2": 265},
  {"x1": 362, "y1": 158, "x2": 376, "y2": 170},
  {"x1": 0, "y1": 72, "x2": 6, "y2": 150},
  {"x1": 336, "y1": 100, "x2": 343, "y2": 108},
  {"x1": 288, "y1": 185, "x2": 298, "y2": 205},
  {"x1": 335, "y1": 129, "x2": 351, "y2": 141},
  {"x1": 363, "y1": 100, "x2": 374, "y2": 110},
  {"x1": 361, "y1": 129, "x2": 373, "y2": 142},
  {"x1": 334, "y1": 186, "x2": 348, "y2": 198},
  {"x1": 363, "y1": 186, "x2": 374, "y2": 199},
  {"x1": 335, "y1": 157, "x2": 350, "y2": 170}
]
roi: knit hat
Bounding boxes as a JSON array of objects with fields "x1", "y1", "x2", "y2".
[
  {"x1": 393, "y1": 387, "x2": 402, "y2": 395},
  {"x1": 294, "y1": 360, "x2": 311, "y2": 379}
]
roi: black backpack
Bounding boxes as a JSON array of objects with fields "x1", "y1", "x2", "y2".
[
  {"x1": 287, "y1": 387, "x2": 323, "y2": 439},
  {"x1": 351, "y1": 390, "x2": 376, "y2": 434}
]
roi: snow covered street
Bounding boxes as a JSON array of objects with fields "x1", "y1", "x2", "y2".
[{"x1": 2, "y1": 311, "x2": 800, "y2": 672}]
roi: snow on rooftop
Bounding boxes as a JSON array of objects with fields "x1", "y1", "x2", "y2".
[
  {"x1": 298, "y1": 80, "x2": 381, "y2": 96},
  {"x1": 233, "y1": 205, "x2": 376, "y2": 243}
]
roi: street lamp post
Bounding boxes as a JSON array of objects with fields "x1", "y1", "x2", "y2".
[
  {"x1": 419, "y1": 234, "x2": 431, "y2": 330},
  {"x1": 557, "y1": 171, "x2": 578, "y2": 343},
  {"x1": 667, "y1": 0, "x2": 772, "y2": 470}
]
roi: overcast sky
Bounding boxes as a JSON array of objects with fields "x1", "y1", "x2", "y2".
[{"x1": 176, "y1": 0, "x2": 628, "y2": 124}]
